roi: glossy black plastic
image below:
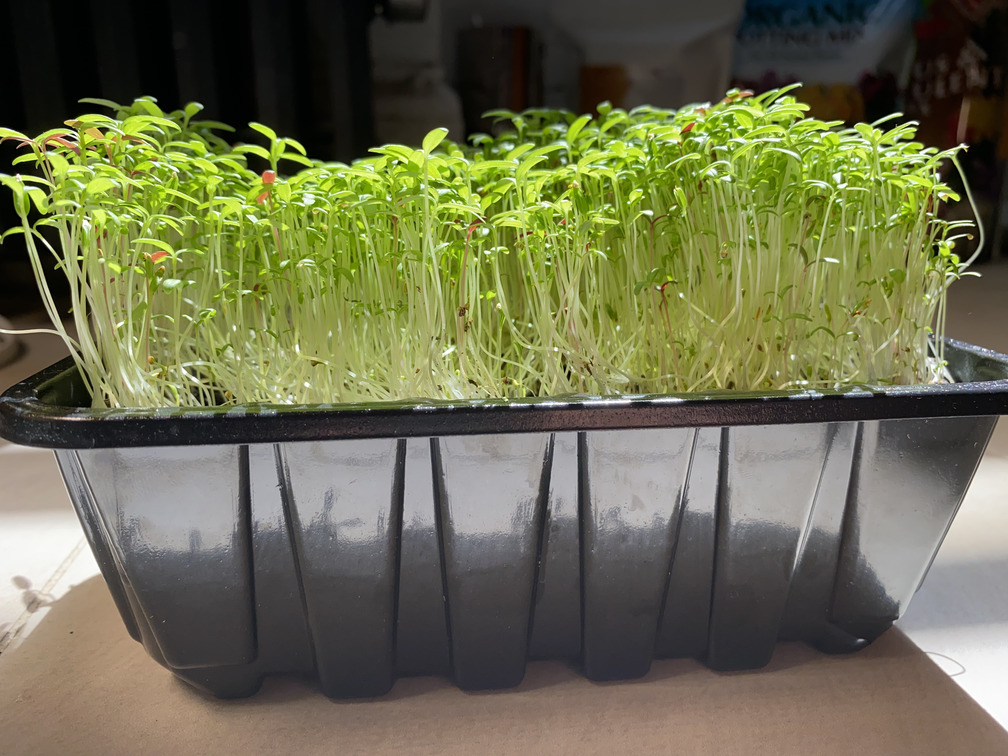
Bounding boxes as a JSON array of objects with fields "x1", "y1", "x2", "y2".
[{"x1": 2, "y1": 337, "x2": 1007, "y2": 699}]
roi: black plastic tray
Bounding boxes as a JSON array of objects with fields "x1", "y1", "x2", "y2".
[{"x1": 2, "y1": 337, "x2": 1007, "y2": 700}]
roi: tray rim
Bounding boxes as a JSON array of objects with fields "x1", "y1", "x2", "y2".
[{"x1": 3, "y1": 337, "x2": 1008, "y2": 448}]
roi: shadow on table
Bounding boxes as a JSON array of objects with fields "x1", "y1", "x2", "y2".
[{"x1": 1, "y1": 575, "x2": 1006, "y2": 754}]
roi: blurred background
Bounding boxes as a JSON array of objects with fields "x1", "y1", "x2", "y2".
[{"x1": 1, "y1": 0, "x2": 1006, "y2": 317}]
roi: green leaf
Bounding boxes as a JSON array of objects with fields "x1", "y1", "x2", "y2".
[
  {"x1": 733, "y1": 109, "x2": 753, "y2": 129},
  {"x1": 888, "y1": 268, "x2": 907, "y2": 283},
  {"x1": 249, "y1": 121, "x2": 278, "y2": 143},
  {"x1": 482, "y1": 108, "x2": 517, "y2": 123},
  {"x1": 24, "y1": 186, "x2": 49, "y2": 214},
  {"x1": 279, "y1": 152, "x2": 314, "y2": 168},
  {"x1": 79, "y1": 97, "x2": 125, "y2": 111},
  {"x1": 183, "y1": 102, "x2": 204, "y2": 121},
  {"x1": 480, "y1": 192, "x2": 504, "y2": 213},
  {"x1": 370, "y1": 144, "x2": 414, "y2": 162},
  {"x1": 45, "y1": 151, "x2": 70, "y2": 180},
  {"x1": 121, "y1": 115, "x2": 178, "y2": 138},
  {"x1": 407, "y1": 148, "x2": 426, "y2": 169},
  {"x1": 439, "y1": 202, "x2": 484, "y2": 218},
  {"x1": 0, "y1": 127, "x2": 30, "y2": 142},
  {"x1": 526, "y1": 143, "x2": 565, "y2": 160},
  {"x1": 85, "y1": 177, "x2": 118, "y2": 195},
  {"x1": 234, "y1": 144, "x2": 271, "y2": 161},
  {"x1": 130, "y1": 97, "x2": 166, "y2": 117},
  {"x1": 191, "y1": 157, "x2": 219, "y2": 174},
  {"x1": 422, "y1": 127, "x2": 449, "y2": 154},
  {"x1": 506, "y1": 143, "x2": 534, "y2": 161},
  {"x1": 566, "y1": 114, "x2": 592, "y2": 145},
  {"x1": 516, "y1": 155, "x2": 546, "y2": 183},
  {"x1": 0, "y1": 175, "x2": 28, "y2": 216},
  {"x1": 136, "y1": 238, "x2": 175, "y2": 255}
]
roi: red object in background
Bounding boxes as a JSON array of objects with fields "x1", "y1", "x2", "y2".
[
  {"x1": 905, "y1": 0, "x2": 1006, "y2": 149},
  {"x1": 905, "y1": 0, "x2": 1008, "y2": 261}
]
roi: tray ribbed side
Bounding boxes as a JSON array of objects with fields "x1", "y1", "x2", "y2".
[
  {"x1": 57, "y1": 445, "x2": 256, "y2": 670},
  {"x1": 580, "y1": 427, "x2": 695, "y2": 680},
  {"x1": 56, "y1": 415, "x2": 997, "y2": 699}
]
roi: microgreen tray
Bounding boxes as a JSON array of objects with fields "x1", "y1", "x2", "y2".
[{"x1": 1, "y1": 337, "x2": 1007, "y2": 699}]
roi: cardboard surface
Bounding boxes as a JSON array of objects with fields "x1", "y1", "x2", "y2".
[{"x1": 1, "y1": 575, "x2": 1005, "y2": 755}]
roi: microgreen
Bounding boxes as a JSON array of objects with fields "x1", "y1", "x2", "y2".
[{"x1": 0, "y1": 89, "x2": 977, "y2": 408}]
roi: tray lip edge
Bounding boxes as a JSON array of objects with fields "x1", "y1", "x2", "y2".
[{"x1": 3, "y1": 336, "x2": 1008, "y2": 448}]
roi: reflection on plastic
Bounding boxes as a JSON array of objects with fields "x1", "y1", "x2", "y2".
[{"x1": 53, "y1": 413, "x2": 996, "y2": 699}]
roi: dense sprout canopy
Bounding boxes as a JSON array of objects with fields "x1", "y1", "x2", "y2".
[{"x1": 0, "y1": 88, "x2": 976, "y2": 408}]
